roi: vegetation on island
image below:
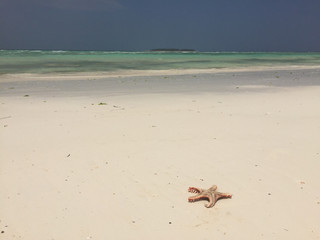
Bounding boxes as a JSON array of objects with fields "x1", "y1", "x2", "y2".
[{"x1": 151, "y1": 48, "x2": 196, "y2": 52}]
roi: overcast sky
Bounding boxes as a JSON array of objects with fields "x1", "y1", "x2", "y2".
[{"x1": 1, "y1": 0, "x2": 320, "y2": 51}]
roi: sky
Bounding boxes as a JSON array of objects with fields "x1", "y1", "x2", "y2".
[{"x1": 1, "y1": 0, "x2": 320, "y2": 52}]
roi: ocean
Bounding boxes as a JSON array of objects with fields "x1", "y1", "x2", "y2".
[{"x1": 1, "y1": 50, "x2": 320, "y2": 74}]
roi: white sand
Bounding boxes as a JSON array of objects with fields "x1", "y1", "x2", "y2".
[{"x1": 1, "y1": 68, "x2": 320, "y2": 239}]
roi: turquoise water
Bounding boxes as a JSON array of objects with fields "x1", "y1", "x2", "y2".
[{"x1": 1, "y1": 50, "x2": 320, "y2": 74}]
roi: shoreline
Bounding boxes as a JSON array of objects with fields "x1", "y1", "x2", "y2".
[
  {"x1": 1, "y1": 67, "x2": 319, "y2": 99},
  {"x1": 1, "y1": 65, "x2": 320, "y2": 83}
]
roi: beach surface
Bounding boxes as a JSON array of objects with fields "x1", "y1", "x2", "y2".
[{"x1": 1, "y1": 68, "x2": 320, "y2": 239}]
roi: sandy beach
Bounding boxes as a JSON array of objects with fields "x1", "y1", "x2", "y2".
[{"x1": 1, "y1": 68, "x2": 320, "y2": 239}]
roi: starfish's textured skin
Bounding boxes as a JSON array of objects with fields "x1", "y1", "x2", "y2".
[{"x1": 188, "y1": 185, "x2": 232, "y2": 208}]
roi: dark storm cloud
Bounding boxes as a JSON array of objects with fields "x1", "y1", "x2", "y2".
[
  {"x1": 1, "y1": 0, "x2": 122, "y2": 11},
  {"x1": 41, "y1": 0, "x2": 122, "y2": 11},
  {"x1": 1, "y1": 0, "x2": 320, "y2": 51}
]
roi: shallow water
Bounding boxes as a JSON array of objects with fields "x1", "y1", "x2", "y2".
[{"x1": 1, "y1": 50, "x2": 320, "y2": 74}]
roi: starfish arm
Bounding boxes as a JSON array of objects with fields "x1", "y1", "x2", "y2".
[
  {"x1": 188, "y1": 194, "x2": 201, "y2": 202},
  {"x1": 216, "y1": 192, "x2": 233, "y2": 200},
  {"x1": 222, "y1": 193, "x2": 232, "y2": 198},
  {"x1": 204, "y1": 194, "x2": 215, "y2": 208},
  {"x1": 188, "y1": 187, "x2": 202, "y2": 193},
  {"x1": 209, "y1": 185, "x2": 218, "y2": 191}
]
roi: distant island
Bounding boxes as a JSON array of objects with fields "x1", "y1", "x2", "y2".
[{"x1": 151, "y1": 48, "x2": 196, "y2": 52}]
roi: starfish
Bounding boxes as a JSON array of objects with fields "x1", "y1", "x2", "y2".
[{"x1": 188, "y1": 185, "x2": 232, "y2": 208}]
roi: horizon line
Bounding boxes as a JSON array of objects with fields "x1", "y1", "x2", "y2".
[{"x1": 1, "y1": 49, "x2": 320, "y2": 54}]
